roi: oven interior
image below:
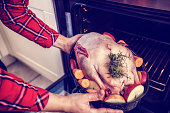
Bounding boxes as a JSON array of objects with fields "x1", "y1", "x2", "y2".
[{"x1": 70, "y1": 2, "x2": 170, "y2": 113}]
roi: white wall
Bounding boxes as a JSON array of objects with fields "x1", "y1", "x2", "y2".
[{"x1": 0, "y1": 0, "x2": 64, "y2": 82}]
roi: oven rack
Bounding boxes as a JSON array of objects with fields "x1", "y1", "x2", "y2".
[{"x1": 111, "y1": 29, "x2": 170, "y2": 92}]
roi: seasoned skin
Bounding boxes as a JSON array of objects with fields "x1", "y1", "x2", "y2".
[{"x1": 74, "y1": 32, "x2": 140, "y2": 94}]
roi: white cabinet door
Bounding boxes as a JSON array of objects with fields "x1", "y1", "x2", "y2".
[
  {"x1": 0, "y1": 31, "x2": 9, "y2": 59},
  {"x1": 0, "y1": 0, "x2": 64, "y2": 82}
]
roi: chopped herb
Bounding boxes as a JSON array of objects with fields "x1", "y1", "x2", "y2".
[{"x1": 106, "y1": 51, "x2": 131, "y2": 78}]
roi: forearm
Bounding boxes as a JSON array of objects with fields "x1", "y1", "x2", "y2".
[
  {"x1": 53, "y1": 34, "x2": 69, "y2": 52},
  {"x1": 42, "y1": 92, "x2": 70, "y2": 112}
]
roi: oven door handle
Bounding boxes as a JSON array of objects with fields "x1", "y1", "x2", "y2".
[
  {"x1": 72, "y1": 86, "x2": 82, "y2": 93},
  {"x1": 72, "y1": 85, "x2": 87, "y2": 93}
]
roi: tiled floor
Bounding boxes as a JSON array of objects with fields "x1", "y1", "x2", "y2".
[{"x1": 7, "y1": 60, "x2": 53, "y2": 89}]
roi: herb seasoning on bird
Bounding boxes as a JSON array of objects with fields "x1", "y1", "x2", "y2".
[{"x1": 106, "y1": 51, "x2": 131, "y2": 78}]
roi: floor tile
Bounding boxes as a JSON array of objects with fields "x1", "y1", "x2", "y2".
[
  {"x1": 29, "y1": 75, "x2": 53, "y2": 89},
  {"x1": 7, "y1": 61, "x2": 39, "y2": 82},
  {"x1": 1, "y1": 55, "x2": 16, "y2": 67}
]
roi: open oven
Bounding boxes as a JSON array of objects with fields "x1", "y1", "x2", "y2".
[{"x1": 48, "y1": 0, "x2": 170, "y2": 113}]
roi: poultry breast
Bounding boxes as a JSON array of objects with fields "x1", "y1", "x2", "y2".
[{"x1": 74, "y1": 32, "x2": 140, "y2": 95}]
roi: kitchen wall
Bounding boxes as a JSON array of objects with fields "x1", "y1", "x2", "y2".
[{"x1": 0, "y1": 0, "x2": 64, "y2": 82}]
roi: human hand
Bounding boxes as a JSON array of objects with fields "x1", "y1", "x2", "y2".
[
  {"x1": 66, "y1": 34, "x2": 84, "y2": 53},
  {"x1": 64, "y1": 90, "x2": 123, "y2": 113},
  {"x1": 53, "y1": 34, "x2": 83, "y2": 54}
]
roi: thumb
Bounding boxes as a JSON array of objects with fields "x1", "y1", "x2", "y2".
[
  {"x1": 87, "y1": 90, "x2": 105, "y2": 101},
  {"x1": 71, "y1": 34, "x2": 84, "y2": 42},
  {"x1": 74, "y1": 34, "x2": 84, "y2": 38}
]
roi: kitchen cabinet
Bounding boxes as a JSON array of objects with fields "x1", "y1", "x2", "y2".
[
  {"x1": 0, "y1": 30, "x2": 8, "y2": 59},
  {"x1": 0, "y1": 0, "x2": 64, "y2": 82}
]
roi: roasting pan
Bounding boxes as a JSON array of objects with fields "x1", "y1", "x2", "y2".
[{"x1": 69, "y1": 38, "x2": 150, "y2": 112}]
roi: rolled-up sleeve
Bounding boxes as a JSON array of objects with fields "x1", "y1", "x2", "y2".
[
  {"x1": 0, "y1": 68, "x2": 49, "y2": 111},
  {"x1": 0, "y1": 0, "x2": 59, "y2": 48}
]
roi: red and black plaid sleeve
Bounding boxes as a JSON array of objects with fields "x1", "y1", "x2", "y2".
[
  {"x1": 0, "y1": 68, "x2": 49, "y2": 111},
  {"x1": 0, "y1": 0, "x2": 59, "y2": 48}
]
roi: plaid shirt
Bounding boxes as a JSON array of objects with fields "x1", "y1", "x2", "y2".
[
  {"x1": 0, "y1": 0, "x2": 59, "y2": 48},
  {"x1": 0, "y1": 68, "x2": 49, "y2": 111},
  {"x1": 0, "y1": 0, "x2": 61, "y2": 111}
]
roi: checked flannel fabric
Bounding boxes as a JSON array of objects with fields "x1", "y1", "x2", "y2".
[
  {"x1": 0, "y1": 0, "x2": 59, "y2": 48},
  {"x1": 0, "y1": 0, "x2": 62, "y2": 111},
  {"x1": 0, "y1": 69, "x2": 49, "y2": 111}
]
